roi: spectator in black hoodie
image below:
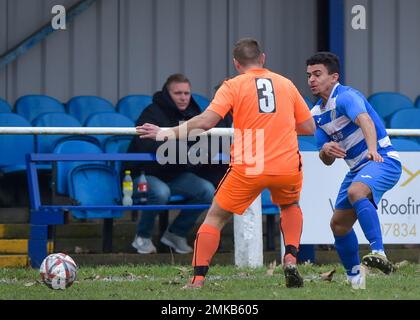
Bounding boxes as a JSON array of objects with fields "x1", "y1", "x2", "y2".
[{"x1": 123, "y1": 74, "x2": 231, "y2": 254}]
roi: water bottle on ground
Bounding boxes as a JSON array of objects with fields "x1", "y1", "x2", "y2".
[
  {"x1": 122, "y1": 170, "x2": 133, "y2": 206},
  {"x1": 137, "y1": 171, "x2": 148, "y2": 204}
]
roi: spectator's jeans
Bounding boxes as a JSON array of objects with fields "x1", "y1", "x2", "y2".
[{"x1": 133, "y1": 172, "x2": 214, "y2": 238}]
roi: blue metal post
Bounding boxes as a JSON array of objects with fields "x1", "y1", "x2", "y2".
[
  {"x1": 329, "y1": 0, "x2": 345, "y2": 83},
  {"x1": 26, "y1": 154, "x2": 41, "y2": 211},
  {"x1": 28, "y1": 224, "x2": 49, "y2": 268}
]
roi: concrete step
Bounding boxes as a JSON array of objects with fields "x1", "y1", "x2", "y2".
[
  {"x1": 0, "y1": 208, "x2": 140, "y2": 224},
  {"x1": 0, "y1": 214, "x2": 239, "y2": 236},
  {"x1": 0, "y1": 239, "x2": 28, "y2": 254},
  {"x1": 0, "y1": 224, "x2": 30, "y2": 239},
  {"x1": 55, "y1": 223, "x2": 137, "y2": 238},
  {"x1": 53, "y1": 236, "x2": 235, "y2": 254},
  {"x1": 0, "y1": 255, "x2": 28, "y2": 267},
  {"x1": 0, "y1": 208, "x2": 29, "y2": 224},
  {"x1": 0, "y1": 223, "x2": 138, "y2": 239}
]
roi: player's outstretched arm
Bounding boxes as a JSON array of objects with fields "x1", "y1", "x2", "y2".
[
  {"x1": 136, "y1": 123, "x2": 162, "y2": 139},
  {"x1": 296, "y1": 117, "x2": 316, "y2": 135},
  {"x1": 137, "y1": 109, "x2": 222, "y2": 140}
]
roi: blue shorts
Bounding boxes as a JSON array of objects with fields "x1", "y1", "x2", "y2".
[{"x1": 335, "y1": 156, "x2": 402, "y2": 210}]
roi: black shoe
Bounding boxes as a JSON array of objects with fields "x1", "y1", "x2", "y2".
[
  {"x1": 362, "y1": 253, "x2": 395, "y2": 275},
  {"x1": 283, "y1": 262, "x2": 304, "y2": 288},
  {"x1": 283, "y1": 254, "x2": 303, "y2": 288}
]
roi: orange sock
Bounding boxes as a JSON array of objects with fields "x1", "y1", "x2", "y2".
[
  {"x1": 279, "y1": 205, "x2": 303, "y2": 255},
  {"x1": 192, "y1": 223, "x2": 220, "y2": 269}
]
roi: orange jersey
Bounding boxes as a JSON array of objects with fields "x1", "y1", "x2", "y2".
[{"x1": 208, "y1": 68, "x2": 311, "y2": 175}]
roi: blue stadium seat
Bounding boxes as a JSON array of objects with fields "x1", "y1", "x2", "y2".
[
  {"x1": 53, "y1": 135, "x2": 101, "y2": 150},
  {"x1": 390, "y1": 138, "x2": 420, "y2": 151},
  {"x1": 15, "y1": 95, "x2": 65, "y2": 122},
  {"x1": 389, "y1": 108, "x2": 420, "y2": 129},
  {"x1": 103, "y1": 135, "x2": 132, "y2": 153},
  {"x1": 103, "y1": 135, "x2": 133, "y2": 174},
  {"x1": 117, "y1": 95, "x2": 152, "y2": 122},
  {"x1": 367, "y1": 92, "x2": 415, "y2": 126},
  {"x1": 32, "y1": 112, "x2": 82, "y2": 153},
  {"x1": 84, "y1": 112, "x2": 135, "y2": 148},
  {"x1": 53, "y1": 140, "x2": 104, "y2": 196},
  {"x1": 192, "y1": 93, "x2": 210, "y2": 111},
  {"x1": 66, "y1": 96, "x2": 116, "y2": 125},
  {"x1": 68, "y1": 163, "x2": 123, "y2": 219},
  {"x1": 168, "y1": 195, "x2": 187, "y2": 202},
  {"x1": 0, "y1": 113, "x2": 34, "y2": 174},
  {"x1": 389, "y1": 109, "x2": 420, "y2": 143},
  {"x1": 0, "y1": 98, "x2": 12, "y2": 113}
]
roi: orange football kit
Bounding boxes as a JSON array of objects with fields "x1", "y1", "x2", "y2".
[
  {"x1": 191, "y1": 68, "x2": 311, "y2": 287},
  {"x1": 209, "y1": 68, "x2": 311, "y2": 213}
]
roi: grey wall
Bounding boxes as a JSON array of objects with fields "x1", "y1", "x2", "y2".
[
  {"x1": 0, "y1": 0, "x2": 317, "y2": 107},
  {"x1": 345, "y1": 0, "x2": 420, "y2": 101}
]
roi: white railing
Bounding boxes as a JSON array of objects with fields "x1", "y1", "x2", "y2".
[
  {"x1": 0, "y1": 127, "x2": 420, "y2": 137},
  {"x1": 0, "y1": 127, "x2": 234, "y2": 136}
]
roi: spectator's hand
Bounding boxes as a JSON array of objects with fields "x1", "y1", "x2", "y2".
[
  {"x1": 321, "y1": 142, "x2": 346, "y2": 159},
  {"x1": 367, "y1": 150, "x2": 384, "y2": 162},
  {"x1": 136, "y1": 123, "x2": 162, "y2": 140}
]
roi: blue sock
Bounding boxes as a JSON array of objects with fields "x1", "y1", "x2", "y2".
[
  {"x1": 353, "y1": 198, "x2": 384, "y2": 252},
  {"x1": 334, "y1": 229, "x2": 360, "y2": 276}
]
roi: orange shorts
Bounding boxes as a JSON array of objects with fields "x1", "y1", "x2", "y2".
[{"x1": 215, "y1": 168, "x2": 303, "y2": 214}]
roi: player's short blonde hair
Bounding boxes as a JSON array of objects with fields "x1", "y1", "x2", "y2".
[{"x1": 233, "y1": 38, "x2": 263, "y2": 66}]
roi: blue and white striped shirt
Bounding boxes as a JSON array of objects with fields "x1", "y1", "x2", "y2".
[{"x1": 311, "y1": 83, "x2": 400, "y2": 171}]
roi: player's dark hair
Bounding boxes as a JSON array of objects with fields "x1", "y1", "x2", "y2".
[
  {"x1": 163, "y1": 73, "x2": 191, "y2": 91},
  {"x1": 306, "y1": 52, "x2": 340, "y2": 74},
  {"x1": 233, "y1": 38, "x2": 263, "y2": 66}
]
